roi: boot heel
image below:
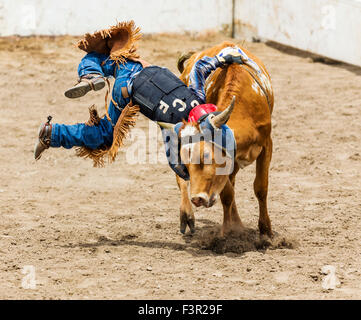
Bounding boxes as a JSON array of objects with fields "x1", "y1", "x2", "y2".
[
  {"x1": 64, "y1": 77, "x2": 105, "y2": 98},
  {"x1": 92, "y1": 78, "x2": 106, "y2": 91},
  {"x1": 64, "y1": 82, "x2": 91, "y2": 99}
]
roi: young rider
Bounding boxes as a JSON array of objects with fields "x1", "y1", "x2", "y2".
[{"x1": 34, "y1": 21, "x2": 251, "y2": 177}]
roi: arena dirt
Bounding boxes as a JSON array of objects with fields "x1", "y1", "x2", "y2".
[{"x1": 0, "y1": 32, "x2": 360, "y2": 299}]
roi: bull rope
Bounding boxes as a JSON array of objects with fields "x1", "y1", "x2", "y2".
[{"x1": 240, "y1": 64, "x2": 272, "y2": 111}]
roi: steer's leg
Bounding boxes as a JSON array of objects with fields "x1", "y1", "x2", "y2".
[
  {"x1": 253, "y1": 137, "x2": 273, "y2": 237},
  {"x1": 176, "y1": 175, "x2": 195, "y2": 234},
  {"x1": 228, "y1": 162, "x2": 243, "y2": 231},
  {"x1": 220, "y1": 178, "x2": 243, "y2": 237}
]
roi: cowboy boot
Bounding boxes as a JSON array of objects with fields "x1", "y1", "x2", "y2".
[
  {"x1": 34, "y1": 116, "x2": 53, "y2": 160},
  {"x1": 64, "y1": 74, "x2": 106, "y2": 99}
]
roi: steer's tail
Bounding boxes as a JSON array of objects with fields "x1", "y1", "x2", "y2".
[{"x1": 177, "y1": 51, "x2": 195, "y2": 73}]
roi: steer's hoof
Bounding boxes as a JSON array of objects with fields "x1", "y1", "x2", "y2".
[
  {"x1": 259, "y1": 223, "x2": 273, "y2": 238},
  {"x1": 180, "y1": 215, "x2": 195, "y2": 234},
  {"x1": 187, "y1": 219, "x2": 195, "y2": 234},
  {"x1": 263, "y1": 230, "x2": 274, "y2": 239}
]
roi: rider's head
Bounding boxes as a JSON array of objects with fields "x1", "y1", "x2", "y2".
[{"x1": 188, "y1": 104, "x2": 218, "y2": 123}]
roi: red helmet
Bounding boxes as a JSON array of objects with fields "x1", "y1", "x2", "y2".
[{"x1": 188, "y1": 103, "x2": 217, "y2": 123}]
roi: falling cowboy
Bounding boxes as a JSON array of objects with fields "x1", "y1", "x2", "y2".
[{"x1": 34, "y1": 20, "x2": 252, "y2": 179}]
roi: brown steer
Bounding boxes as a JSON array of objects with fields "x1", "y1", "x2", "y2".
[{"x1": 176, "y1": 41, "x2": 274, "y2": 237}]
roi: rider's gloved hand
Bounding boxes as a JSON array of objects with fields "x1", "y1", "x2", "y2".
[{"x1": 216, "y1": 46, "x2": 248, "y2": 65}]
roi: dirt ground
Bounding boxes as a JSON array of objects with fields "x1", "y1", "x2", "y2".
[{"x1": 0, "y1": 32, "x2": 360, "y2": 300}]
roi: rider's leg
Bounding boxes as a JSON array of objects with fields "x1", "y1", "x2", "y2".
[
  {"x1": 35, "y1": 60, "x2": 142, "y2": 159},
  {"x1": 64, "y1": 52, "x2": 110, "y2": 99},
  {"x1": 35, "y1": 90, "x2": 131, "y2": 160},
  {"x1": 51, "y1": 117, "x2": 114, "y2": 149}
]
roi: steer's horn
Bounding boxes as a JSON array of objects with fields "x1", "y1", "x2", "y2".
[
  {"x1": 210, "y1": 96, "x2": 236, "y2": 128},
  {"x1": 157, "y1": 121, "x2": 175, "y2": 130}
]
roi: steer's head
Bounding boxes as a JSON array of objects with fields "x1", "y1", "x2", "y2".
[{"x1": 163, "y1": 97, "x2": 236, "y2": 208}]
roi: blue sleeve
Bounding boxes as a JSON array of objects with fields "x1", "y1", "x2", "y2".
[
  {"x1": 77, "y1": 52, "x2": 116, "y2": 78},
  {"x1": 188, "y1": 56, "x2": 222, "y2": 103}
]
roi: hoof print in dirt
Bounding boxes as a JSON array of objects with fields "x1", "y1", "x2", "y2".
[
  {"x1": 200, "y1": 228, "x2": 295, "y2": 254},
  {"x1": 209, "y1": 237, "x2": 227, "y2": 254}
]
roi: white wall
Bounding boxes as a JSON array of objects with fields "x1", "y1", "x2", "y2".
[
  {"x1": 0, "y1": 0, "x2": 232, "y2": 36},
  {"x1": 234, "y1": 0, "x2": 361, "y2": 66},
  {"x1": 1, "y1": 0, "x2": 360, "y2": 66}
]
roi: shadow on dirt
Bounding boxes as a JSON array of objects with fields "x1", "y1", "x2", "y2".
[
  {"x1": 64, "y1": 219, "x2": 296, "y2": 256},
  {"x1": 266, "y1": 40, "x2": 361, "y2": 76}
]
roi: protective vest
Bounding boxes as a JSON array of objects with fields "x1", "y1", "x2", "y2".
[{"x1": 131, "y1": 66, "x2": 202, "y2": 124}]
